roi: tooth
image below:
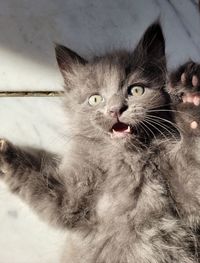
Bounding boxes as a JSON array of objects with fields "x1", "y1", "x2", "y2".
[
  {"x1": 127, "y1": 126, "x2": 130, "y2": 132},
  {"x1": 112, "y1": 129, "x2": 118, "y2": 135}
]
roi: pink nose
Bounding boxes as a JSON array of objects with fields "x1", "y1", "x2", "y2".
[{"x1": 108, "y1": 105, "x2": 128, "y2": 118}]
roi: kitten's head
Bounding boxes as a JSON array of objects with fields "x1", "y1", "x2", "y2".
[{"x1": 55, "y1": 22, "x2": 171, "y2": 147}]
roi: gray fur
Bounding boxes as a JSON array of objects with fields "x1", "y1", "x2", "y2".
[{"x1": 0, "y1": 23, "x2": 200, "y2": 262}]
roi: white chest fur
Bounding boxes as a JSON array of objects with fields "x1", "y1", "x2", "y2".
[
  {"x1": 96, "y1": 191, "x2": 132, "y2": 222},
  {"x1": 96, "y1": 193, "x2": 114, "y2": 218}
]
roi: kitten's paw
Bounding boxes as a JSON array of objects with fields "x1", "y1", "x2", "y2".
[
  {"x1": 168, "y1": 62, "x2": 200, "y2": 132},
  {"x1": 168, "y1": 61, "x2": 200, "y2": 104}
]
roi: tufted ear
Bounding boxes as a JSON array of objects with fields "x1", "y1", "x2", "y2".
[
  {"x1": 135, "y1": 22, "x2": 165, "y2": 61},
  {"x1": 55, "y1": 44, "x2": 87, "y2": 80}
]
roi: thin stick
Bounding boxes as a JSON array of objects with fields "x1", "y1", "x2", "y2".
[{"x1": 0, "y1": 91, "x2": 64, "y2": 97}]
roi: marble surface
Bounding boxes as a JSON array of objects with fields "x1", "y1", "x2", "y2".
[
  {"x1": 0, "y1": 181, "x2": 66, "y2": 263},
  {"x1": 0, "y1": 0, "x2": 199, "y2": 91},
  {"x1": 0, "y1": 97, "x2": 67, "y2": 263},
  {"x1": 0, "y1": 97, "x2": 66, "y2": 152},
  {"x1": 0, "y1": 0, "x2": 200, "y2": 262}
]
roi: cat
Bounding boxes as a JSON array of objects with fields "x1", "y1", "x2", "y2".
[{"x1": 0, "y1": 22, "x2": 200, "y2": 263}]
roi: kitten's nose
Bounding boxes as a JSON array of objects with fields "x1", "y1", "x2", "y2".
[{"x1": 108, "y1": 105, "x2": 128, "y2": 118}]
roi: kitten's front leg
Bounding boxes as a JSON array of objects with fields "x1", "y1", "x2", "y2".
[
  {"x1": 0, "y1": 139, "x2": 96, "y2": 229},
  {"x1": 166, "y1": 62, "x2": 200, "y2": 228}
]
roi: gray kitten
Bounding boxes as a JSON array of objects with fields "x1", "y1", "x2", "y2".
[{"x1": 1, "y1": 23, "x2": 200, "y2": 262}]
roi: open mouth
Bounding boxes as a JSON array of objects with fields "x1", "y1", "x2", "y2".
[{"x1": 111, "y1": 122, "x2": 132, "y2": 138}]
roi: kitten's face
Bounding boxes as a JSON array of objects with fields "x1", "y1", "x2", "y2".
[{"x1": 56, "y1": 23, "x2": 169, "y2": 145}]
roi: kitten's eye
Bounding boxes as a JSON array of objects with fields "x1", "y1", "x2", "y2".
[
  {"x1": 88, "y1": 95, "x2": 104, "y2": 106},
  {"x1": 128, "y1": 85, "x2": 145, "y2": 96}
]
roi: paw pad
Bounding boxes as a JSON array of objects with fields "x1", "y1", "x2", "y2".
[
  {"x1": 181, "y1": 73, "x2": 186, "y2": 84},
  {"x1": 182, "y1": 94, "x2": 200, "y2": 105},
  {"x1": 192, "y1": 75, "x2": 199, "y2": 87},
  {"x1": 190, "y1": 121, "x2": 198, "y2": 129}
]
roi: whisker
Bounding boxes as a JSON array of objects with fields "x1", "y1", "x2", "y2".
[
  {"x1": 138, "y1": 122, "x2": 150, "y2": 138},
  {"x1": 148, "y1": 108, "x2": 187, "y2": 115},
  {"x1": 145, "y1": 117, "x2": 178, "y2": 142},
  {"x1": 143, "y1": 119, "x2": 169, "y2": 141},
  {"x1": 140, "y1": 121, "x2": 157, "y2": 141},
  {"x1": 146, "y1": 114, "x2": 183, "y2": 134}
]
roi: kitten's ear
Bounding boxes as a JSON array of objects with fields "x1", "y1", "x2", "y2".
[
  {"x1": 55, "y1": 44, "x2": 87, "y2": 79},
  {"x1": 135, "y1": 22, "x2": 165, "y2": 60}
]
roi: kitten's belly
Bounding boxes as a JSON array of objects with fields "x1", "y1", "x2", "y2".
[
  {"x1": 62, "y1": 227, "x2": 133, "y2": 263},
  {"x1": 61, "y1": 196, "x2": 159, "y2": 263},
  {"x1": 61, "y1": 221, "x2": 190, "y2": 263},
  {"x1": 61, "y1": 195, "x2": 193, "y2": 263},
  {"x1": 62, "y1": 195, "x2": 136, "y2": 263},
  {"x1": 61, "y1": 179, "x2": 165, "y2": 262},
  {"x1": 61, "y1": 167, "x2": 193, "y2": 263}
]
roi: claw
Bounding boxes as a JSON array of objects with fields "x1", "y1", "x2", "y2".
[
  {"x1": 186, "y1": 95, "x2": 194, "y2": 103},
  {"x1": 193, "y1": 96, "x2": 200, "y2": 106},
  {"x1": 192, "y1": 75, "x2": 199, "y2": 87},
  {"x1": 181, "y1": 73, "x2": 186, "y2": 84}
]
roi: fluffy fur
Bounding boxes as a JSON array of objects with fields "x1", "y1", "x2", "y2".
[{"x1": 0, "y1": 23, "x2": 200, "y2": 262}]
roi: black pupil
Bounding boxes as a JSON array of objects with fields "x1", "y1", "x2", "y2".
[{"x1": 128, "y1": 85, "x2": 142, "y2": 95}]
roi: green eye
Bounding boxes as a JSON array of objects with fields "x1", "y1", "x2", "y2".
[
  {"x1": 128, "y1": 85, "x2": 145, "y2": 96},
  {"x1": 88, "y1": 94, "x2": 104, "y2": 106}
]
